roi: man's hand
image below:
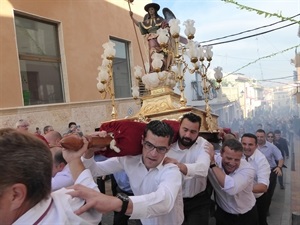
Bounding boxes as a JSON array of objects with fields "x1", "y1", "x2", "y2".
[
  {"x1": 62, "y1": 137, "x2": 88, "y2": 163},
  {"x1": 273, "y1": 167, "x2": 283, "y2": 176},
  {"x1": 68, "y1": 184, "x2": 120, "y2": 215},
  {"x1": 163, "y1": 156, "x2": 179, "y2": 165},
  {"x1": 90, "y1": 131, "x2": 108, "y2": 138}
]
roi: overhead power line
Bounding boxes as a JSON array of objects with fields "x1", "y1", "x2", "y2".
[
  {"x1": 201, "y1": 13, "x2": 300, "y2": 44},
  {"x1": 223, "y1": 44, "x2": 300, "y2": 77},
  {"x1": 258, "y1": 75, "x2": 294, "y2": 81},
  {"x1": 202, "y1": 21, "x2": 298, "y2": 47}
]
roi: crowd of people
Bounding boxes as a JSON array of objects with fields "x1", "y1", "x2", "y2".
[
  {"x1": 1, "y1": 109, "x2": 292, "y2": 225},
  {"x1": 0, "y1": 2, "x2": 294, "y2": 224}
]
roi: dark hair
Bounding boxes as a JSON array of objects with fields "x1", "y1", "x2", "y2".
[
  {"x1": 0, "y1": 128, "x2": 52, "y2": 205},
  {"x1": 68, "y1": 122, "x2": 76, "y2": 128},
  {"x1": 144, "y1": 120, "x2": 174, "y2": 145},
  {"x1": 256, "y1": 129, "x2": 265, "y2": 134},
  {"x1": 221, "y1": 138, "x2": 243, "y2": 153},
  {"x1": 241, "y1": 133, "x2": 258, "y2": 145},
  {"x1": 53, "y1": 149, "x2": 67, "y2": 166},
  {"x1": 274, "y1": 130, "x2": 281, "y2": 134},
  {"x1": 180, "y1": 112, "x2": 201, "y2": 129},
  {"x1": 43, "y1": 125, "x2": 52, "y2": 134},
  {"x1": 267, "y1": 131, "x2": 275, "y2": 137}
]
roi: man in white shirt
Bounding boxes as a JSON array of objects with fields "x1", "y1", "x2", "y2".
[
  {"x1": 164, "y1": 112, "x2": 212, "y2": 225},
  {"x1": 51, "y1": 147, "x2": 74, "y2": 191},
  {"x1": 69, "y1": 120, "x2": 184, "y2": 225},
  {"x1": 0, "y1": 128, "x2": 101, "y2": 225},
  {"x1": 207, "y1": 138, "x2": 258, "y2": 225},
  {"x1": 241, "y1": 133, "x2": 271, "y2": 225}
]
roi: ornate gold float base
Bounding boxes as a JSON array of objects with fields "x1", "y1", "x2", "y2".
[{"x1": 133, "y1": 86, "x2": 219, "y2": 134}]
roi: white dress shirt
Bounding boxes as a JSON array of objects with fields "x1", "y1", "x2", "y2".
[
  {"x1": 82, "y1": 155, "x2": 184, "y2": 225},
  {"x1": 167, "y1": 136, "x2": 210, "y2": 197},
  {"x1": 243, "y1": 149, "x2": 271, "y2": 198},
  {"x1": 13, "y1": 169, "x2": 102, "y2": 225},
  {"x1": 208, "y1": 154, "x2": 256, "y2": 214},
  {"x1": 52, "y1": 164, "x2": 74, "y2": 191}
]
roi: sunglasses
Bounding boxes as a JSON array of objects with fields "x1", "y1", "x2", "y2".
[{"x1": 267, "y1": 135, "x2": 274, "y2": 138}]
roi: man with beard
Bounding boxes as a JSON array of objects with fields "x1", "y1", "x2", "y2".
[{"x1": 164, "y1": 112, "x2": 212, "y2": 225}]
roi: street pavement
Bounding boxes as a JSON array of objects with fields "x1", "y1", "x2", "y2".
[{"x1": 100, "y1": 133, "x2": 300, "y2": 225}]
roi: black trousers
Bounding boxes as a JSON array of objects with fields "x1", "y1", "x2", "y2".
[
  {"x1": 215, "y1": 205, "x2": 258, "y2": 225},
  {"x1": 256, "y1": 193, "x2": 269, "y2": 225},
  {"x1": 110, "y1": 175, "x2": 134, "y2": 225},
  {"x1": 266, "y1": 169, "x2": 278, "y2": 212},
  {"x1": 182, "y1": 190, "x2": 212, "y2": 225}
]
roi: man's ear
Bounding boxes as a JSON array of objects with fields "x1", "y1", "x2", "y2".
[
  {"x1": 58, "y1": 162, "x2": 66, "y2": 172},
  {"x1": 10, "y1": 183, "x2": 27, "y2": 210}
]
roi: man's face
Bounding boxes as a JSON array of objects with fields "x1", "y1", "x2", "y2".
[
  {"x1": 142, "y1": 130, "x2": 170, "y2": 170},
  {"x1": 178, "y1": 118, "x2": 199, "y2": 149},
  {"x1": 256, "y1": 132, "x2": 266, "y2": 145},
  {"x1": 17, "y1": 124, "x2": 29, "y2": 132},
  {"x1": 70, "y1": 125, "x2": 77, "y2": 132},
  {"x1": 45, "y1": 126, "x2": 54, "y2": 134},
  {"x1": 221, "y1": 146, "x2": 243, "y2": 174},
  {"x1": 241, "y1": 137, "x2": 257, "y2": 158},
  {"x1": 274, "y1": 133, "x2": 281, "y2": 141}
]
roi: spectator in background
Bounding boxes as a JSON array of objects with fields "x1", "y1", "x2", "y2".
[
  {"x1": 15, "y1": 119, "x2": 29, "y2": 132},
  {"x1": 43, "y1": 125, "x2": 54, "y2": 135},
  {"x1": 16, "y1": 119, "x2": 48, "y2": 145},
  {"x1": 64, "y1": 122, "x2": 83, "y2": 137}
]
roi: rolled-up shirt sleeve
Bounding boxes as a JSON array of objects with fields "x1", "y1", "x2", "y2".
[
  {"x1": 223, "y1": 165, "x2": 255, "y2": 195},
  {"x1": 82, "y1": 156, "x2": 123, "y2": 178}
]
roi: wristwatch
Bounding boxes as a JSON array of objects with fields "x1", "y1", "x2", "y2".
[
  {"x1": 116, "y1": 193, "x2": 129, "y2": 214},
  {"x1": 210, "y1": 163, "x2": 217, "y2": 169}
]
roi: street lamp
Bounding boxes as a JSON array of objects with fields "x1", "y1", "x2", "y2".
[
  {"x1": 96, "y1": 41, "x2": 117, "y2": 120},
  {"x1": 132, "y1": 18, "x2": 223, "y2": 131}
]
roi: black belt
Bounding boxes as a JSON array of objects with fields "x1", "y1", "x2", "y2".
[
  {"x1": 183, "y1": 190, "x2": 208, "y2": 200},
  {"x1": 217, "y1": 204, "x2": 256, "y2": 217}
]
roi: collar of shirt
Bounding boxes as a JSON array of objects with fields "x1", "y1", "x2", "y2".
[
  {"x1": 258, "y1": 141, "x2": 268, "y2": 149},
  {"x1": 173, "y1": 137, "x2": 200, "y2": 151},
  {"x1": 137, "y1": 155, "x2": 165, "y2": 171},
  {"x1": 13, "y1": 197, "x2": 53, "y2": 225}
]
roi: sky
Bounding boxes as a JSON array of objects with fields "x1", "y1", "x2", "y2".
[{"x1": 154, "y1": 0, "x2": 300, "y2": 87}]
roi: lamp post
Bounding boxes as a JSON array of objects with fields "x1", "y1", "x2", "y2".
[
  {"x1": 161, "y1": 18, "x2": 223, "y2": 131},
  {"x1": 96, "y1": 41, "x2": 117, "y2": 120},
  {"x1": 131, "y1": 17, "x2": 223, "y2": 131}
]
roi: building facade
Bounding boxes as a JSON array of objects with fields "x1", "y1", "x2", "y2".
[{"x1": 0, "y1": 0, "x2": 152, "y2": 133}]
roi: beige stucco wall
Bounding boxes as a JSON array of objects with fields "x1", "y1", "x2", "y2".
[{"x1": 0, "y1": 0, "x2": 151, "y2": 131}]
